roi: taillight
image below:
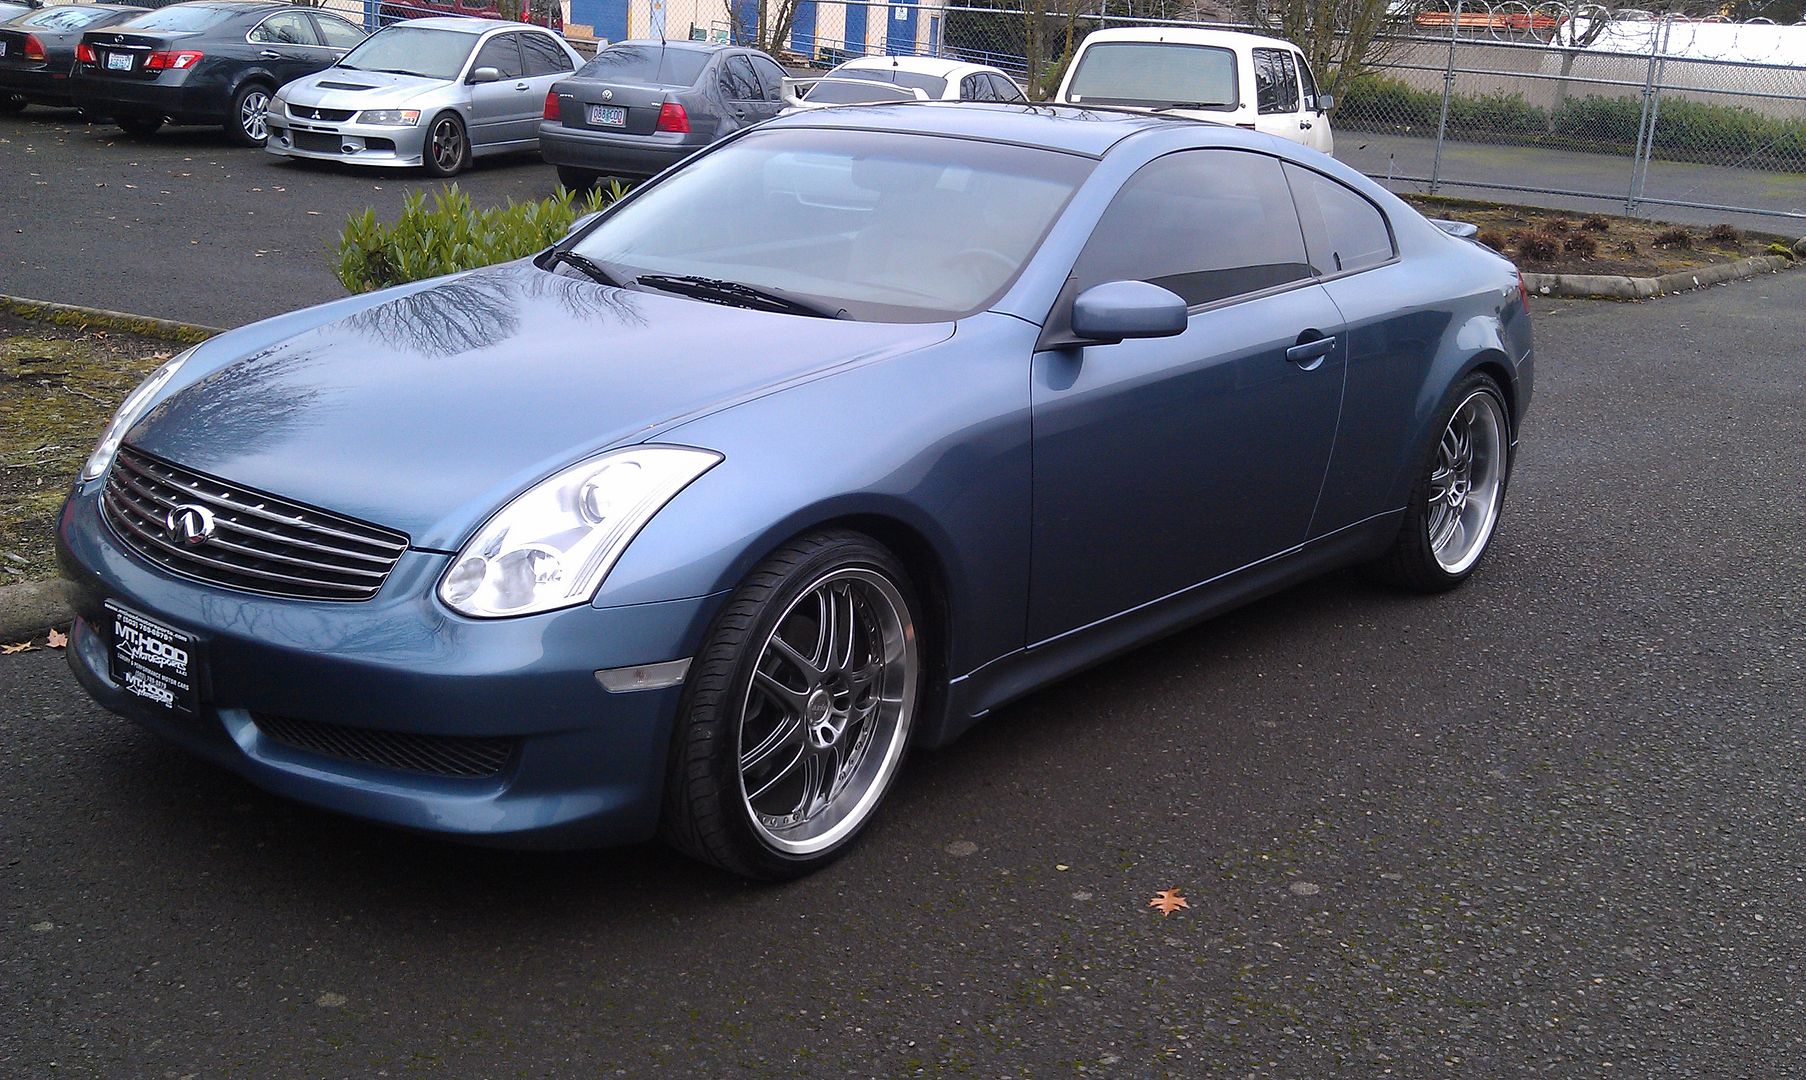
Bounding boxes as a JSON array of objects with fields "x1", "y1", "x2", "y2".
[
  {"x1": 23, "y1": 34, "x2": 46, "y2": 61},
  {"x1": 655, "y1": 101, "x2": 689, "y2": 133},
  {"x1": 75, "y1": 42, "x2": 95, "y2": 63},
  {"x1": 543, "y1": 90, "x2": 559, "y2": 121},
  {"x1": 144, "y1": 50, "x2": 203, "y2": 71},
  {"x1": 1517, "y1": 270, "x2": 1530, "y2": 308}
]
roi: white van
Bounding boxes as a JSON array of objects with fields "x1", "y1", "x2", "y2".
[{"x1": 1054, "y1": 27, "x2": 1335, "y2": 155}]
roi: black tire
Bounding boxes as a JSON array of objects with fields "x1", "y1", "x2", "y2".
[
  {"x1": 662, "y1": 530, "x2": 925, "y2": 881},
  {"x1": 115, "y1": 115, "x2": 163, "y2": 136},
  {"x1": 224, "y1": 81, "x2": 272, "y2": 147},
  {"x1": 555, "y1": 165, "x2": 599, "y2": 193},
  {"x1": 0, "y1": 94, "x2": 26, "y2": 115},
  {"x1": 421, "y1": 111, "x2": 468, "y2": 177},
  {"x1": 1369, "y1": 372, "x2": 1513, "y2": 593}
]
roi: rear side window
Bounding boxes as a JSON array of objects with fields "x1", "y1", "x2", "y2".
[
  {"x1": 579, "y1": 43, "x2": 710, "y2": 87},
  {"x1": 473, "y1": 33, "x2": 524, "y2": 79},
  {"x1": 749, "y1": 54, "x2": 786, "y2": 100},
  {"x1": 720, "y1": 54, "x2": 760, "y2": 100},
  {"x1": 1253, "y1": 48, "x2": 1299, "y2": 114},
  {"x1": 519, "y1": 32, "x2": 573, "y2": 75},
  {"x1": 1075, "y1": 150, "x2": 1311, "y2": 307},
  {"x1": 120, "y1": 5, "x2": 238, "y2": 32},
  {"x1": 1284, "y1": 163, "x2": 1395, "y2": 275},
  {"x1": 249, "y1": 12, "x2": 320, "y2": 47},
  {"x1": 1064, "y1": 42, "x2": 1237, "y2": 110}
]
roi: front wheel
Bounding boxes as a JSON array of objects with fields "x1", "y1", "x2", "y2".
[
  {"x1": 0, "y1": 94, "x2": 26, "y2": 114},
  {"x1": 1370, "y1": 373, "x2": 1512, "y2": 592},
  {"x1": 662, "y1": 531, "x2": 924, "y2": 880},
  {"x1": 421, "y1": 112, "x2": 468, "y2": 177},
  {"x1": 225, "y1": 82, "x2": 271, "y2": 146}
]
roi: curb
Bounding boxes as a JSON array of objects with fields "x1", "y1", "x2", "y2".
[
  {"x1": 1523, "y1": 254, "x2": 1795, "y2": 301},
  {"x1": 0, "y1": 578, "x2": 73, "y2": 645},
  {"x1": 2, "y1": 294, "x2": 223, "y2": 344}
]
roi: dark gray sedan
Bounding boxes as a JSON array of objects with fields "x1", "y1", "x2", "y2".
[{"x1": 539, "y1": 38, "x2": 787, "y2": 188}]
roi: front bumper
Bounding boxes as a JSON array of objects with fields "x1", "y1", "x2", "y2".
[
  {"x1": 56, "y1": 484, "x2": 727, "y2": 847},
  {"x1": 537, "y1": 121, "x2": 698, "y2": 178},
  {"x1": 266, "y1": 109, "x2": 428, "y2": 168}
]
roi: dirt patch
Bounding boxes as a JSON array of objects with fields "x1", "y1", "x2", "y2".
[
  {"x1": 0, "y1": 312, "x2": 177, "y2": 583},
  {"x1": 1403, "y1": 196, "x2": 1793, "y2": 278}
]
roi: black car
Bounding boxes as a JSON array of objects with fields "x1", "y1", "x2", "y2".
[
  {"x1": 1, "y1": 4, "x2": 148, "y2": 112},
  {"x1": 71, "y1": 0, "x2": 365, "y2": 145},
  {"x1": 540, "y1": 39, "x2": 788, "y2": 188}
]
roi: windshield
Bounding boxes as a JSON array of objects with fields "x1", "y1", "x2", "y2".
[
  {"x1": 571, "y1": 128, "x2": 1092, "y2": 322},
  {"x1": 830, "y1": 65, "x2": 947, "y2": 97},
  {"x1": 19, "y1": 5, "x2": 118, "y2": 30},
  {"x1": 336, "y1": 26, "x2": 475, "y2": 79},
  {"x1": 803, "y1": 78, "x2": 918, "y2": 104},
  {"x1": 1065, "y1": 42, "x2": 1238, "y2": 110},
  {"x1": 576, "y1": 42, "x2": 709, "y2": 86},
  {"x1": 119, "y1": 5, "x2": 239, "y2": 32}
]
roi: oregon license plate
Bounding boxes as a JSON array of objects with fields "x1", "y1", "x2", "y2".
[
  {"x1": 587, "y1": 104, "x2": 626, "y2": 127},
  {"x1": 108, "y1": 601, "x2": 202, "y2": 716},
  {"x1": 105, "y1": 51, "x2": 133, "y2": 71}
]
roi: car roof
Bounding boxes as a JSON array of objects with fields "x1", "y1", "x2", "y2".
[
  {"x1": 837, "y1": 55, "x2": 992, "y2": 78},
  {"x1": 390, "y1": 16, "x2": 545, "y2": 34},
  {"x1": 607, "y1": 37, "x2": 739, "y2": 53},
  {"x1": 1077, "y1": 26, "x2": 1303, "y2": 52},
  {"x1": 768, "y1": 100, "x2": 1205, "y2": 157}
]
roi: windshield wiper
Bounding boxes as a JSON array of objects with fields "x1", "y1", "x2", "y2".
[
  {"x1": 546, "y1": 249, "x2": 621, "y2": 287},
  {"x1": 1149, "y1": 101, "x2": 1233, "y2": 111},
  {"x1": 632, "y1": 274, "x2": 846, "y2": 319}
]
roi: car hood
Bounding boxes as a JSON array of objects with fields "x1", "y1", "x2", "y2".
[
  {"x1": 126, "y1": 262, "x2": 953, "y2": 551},
  {"x1": 280, "y1": 67, "x2": 452, "y2": 110}
]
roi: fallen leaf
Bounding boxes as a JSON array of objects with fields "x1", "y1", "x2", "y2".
[
  {"x1": 1149, "y1": 888, "x2": 1189, "y2": 916},
  {"x1": 46, "y1": 628, "x2": 68, "y2": 649},
  {"x1": 1, "y1": 642, "x2": 35, "y2": 654}
]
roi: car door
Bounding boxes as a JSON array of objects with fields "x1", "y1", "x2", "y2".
[
  {"x1": 746, "y1": 53, "x2": 788, "y2": 121},
  {"x1": 1027, "y1": 149, "x2": 1347, "y2": 642},
  {"x1": 1252, "y1": 46, "x2": 1311, "y2": 147},
  {"x1": 1293, "y1": 50, "x2": 1333, "y2": 154},
  {"x1": 516, "y1": 30, "x2": 575, "y2": 142},
  {"x1": 466, "y1": 31, "x2": 531, "y2": 147},
  {"x1": 717, "y1": 52, "x2": 767, "y2": 129},
  {"x1": 245, "y1": 10, "x2": 327, "y2": 87}
]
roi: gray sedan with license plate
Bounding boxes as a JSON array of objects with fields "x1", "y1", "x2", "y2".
[{"x1": 266, "y1": 16, "x2": 580, "y2": 176}]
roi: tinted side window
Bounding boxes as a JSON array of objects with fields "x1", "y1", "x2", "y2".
[
  {"x1": 1075, "y1": 151, "x2": 1311, "y2": 307},
  {"x1": 1253, "y1": 48, "x2": 1298, "y2": 114},
  {"x1": 473, "y1": 34, "x2": 525, "y2": 79},
  {"x1": 749, "y1": 54, "x2": 787, "y2": 100},
  {"x1": 249, "y1": 12, "x2": 319, "y2": 46},
  {"x1": 311, "y1": 14, "x2": 366, "y2": 50},
  {"x1": 991, "y1": 74, "x2": 1026, "y2": 102},
  {"x1": 720, "y1": 54, "x2": 761, "y2": 100},
  {"x1": 1284, "y1": 163, "x2": 1395, "y2": 275},
  {"x1": 520, "y1": 32, "x2": 572, "y2": 75},
  {"x1": 1295, "y1": 52, "x2": 1320, "y2": 111}
]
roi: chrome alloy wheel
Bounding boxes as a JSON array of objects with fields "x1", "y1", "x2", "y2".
[
  {"x1": 240, "y1": 89, "x2": 269, "y2": 142},
  {"x1": 429, "y1": 116, "x2": 464, "y2": 172},
  {"x1": 1427, "y1": 388, "x2": 1508, "y2": 575},
  {"x1": 737, "y1": 568, "x2": 918, "y2": 855}
]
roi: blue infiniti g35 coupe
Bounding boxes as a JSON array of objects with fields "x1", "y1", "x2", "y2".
[{"x1": 59, "y1": 102, "x2": 1533, "y2": 879}]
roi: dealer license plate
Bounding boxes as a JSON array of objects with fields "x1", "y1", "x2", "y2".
[
  {"x1": 587, "y1": 104, "x2": 626, "y2": 127},
  {"x1": 105, "y1": 51, "x2": 133, "y2": 71},
  {"x1": 108, "y1": 601, "x2": 202, "y2": 716}
]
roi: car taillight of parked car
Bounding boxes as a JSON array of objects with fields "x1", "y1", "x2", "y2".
[
  {"x1": 1518, "y1": 270, "x2": 1530, "y2": 308},
  {"x1": 24, "y1": 34, "x2": 45, "y2": 61},
  {"x1": 543, "y1": 89, "x2": 559, "y2": 121},
  {"x1": 655, "y1": 101, "x2": 689, "y2": 133},
  {"x1": 144, "y1": 50, "x2": 203, "y2": 70},
  {"x1": 75, "y1": 42, "x2": 95, "y2": 63}
]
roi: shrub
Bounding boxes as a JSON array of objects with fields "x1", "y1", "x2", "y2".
[
  {"x1": 1707, "y1": 223, "x2": 1741, "y2": 244},
  {"x1": 1769, "y1": 241, "x2": 1798, "y2": 259},
  {"x1": 1547, "y1": 217, "x2": 1573, "y2": 234},
  {"x1": 1654, "y1": 228, "x2": 1693, "y2": 249},
  {"x1": 1512, "y1": 230, "x2": 1561, "y2": 261},
  {"x1": 1476, "y1": 229, "x2": 1509, "y2": 251},
  {"x1": 1563, "y1": 232, "x2": 1597, "y2": 257},
  {"x1": 334, "y1": 182, "x2": 629, "y2": 293},
  {"x1": 1581, "y1": 215, "x2": 1612, "y2": 233}
]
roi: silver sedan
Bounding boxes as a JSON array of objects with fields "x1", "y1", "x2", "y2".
[{"x1": 267, "y1": 17, "x2": 582, "y2": 176}]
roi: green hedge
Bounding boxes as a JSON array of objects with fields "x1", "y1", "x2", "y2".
[
  {"x1": 333, "y1": 183, "x2": 627, "y2": 294},
  {"x1": 1337, "y1": 74, "x2": 1806, "y2": 173}
]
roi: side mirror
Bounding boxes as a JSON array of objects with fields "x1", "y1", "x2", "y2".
[
  {"x1": 562, "y1": 210, "x2": 604, "y2": 240},
  {"x1": 1316, "y1": 93, "x2": 1335, "y2": 113},
  {"x1": 468, "y1": 66, "x2": 502, "y2": 84},
  {"x1": 1069, "y1": 280, "x2": 1188, "y2": 345}
]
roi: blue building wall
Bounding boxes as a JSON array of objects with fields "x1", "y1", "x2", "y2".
[{"x1": 570, "y1": 0, "x2": 628, "y2": 41}]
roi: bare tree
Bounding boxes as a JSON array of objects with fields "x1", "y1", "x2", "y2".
[{"x1": 727, "y1": 0, "x2": 806, "y2": 54}]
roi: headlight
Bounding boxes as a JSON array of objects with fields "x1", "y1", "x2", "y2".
[
  {"x1": 80, "y1": 345, "x2": 196, "y2": 482},
  {"x1": 439, "y1": 446, "x2": 721, "y2": 618},
  {"x1": 356, "y1": 109, "x2": 420, "y2": 126}
]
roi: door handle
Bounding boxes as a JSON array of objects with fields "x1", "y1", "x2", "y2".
[
  {"x1": 1285, "y1": 333, "x2": 1336, "y2": 370},
  {"x1": 1300, "y1": 120, "x2": 1312, "y2": 130},
  {"x1": 259, "y1": 49, "x2": 282, "y2": 59},
  {"x1": 514, "y1": 82, "x2": 529, "y2": 91}
]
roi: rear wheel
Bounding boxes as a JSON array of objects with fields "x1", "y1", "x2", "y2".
[
  {"x1": 115, "y1": 115, "x2": 163, "y2": 136},
  {"x1": 421, "y1": 112, "x2": 467, "y2": 177},
  {"x1": 0, "y1": 94, "x2": 25, "y2": 114},
  {"x1": 662, "y1": 531, "x2": 924, "y2": 880},
  {"x1": 555, "y1": 165, "x2": 599, "y2": 192},
  {"x1": 225, "y1": 82, "x2": 271, "y2": 146}
]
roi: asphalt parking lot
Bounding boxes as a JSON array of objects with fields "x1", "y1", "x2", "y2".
[
  {"x1": 2, "y1": 109, "x2": 559, "y2": 328},
  {"x1": 3, "y1": 268, "x2": 1801, "y2": 1075}
]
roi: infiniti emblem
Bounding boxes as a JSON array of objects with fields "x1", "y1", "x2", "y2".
[{"x1": 166, "y1": 504, "x2": 216, "y2": 547}]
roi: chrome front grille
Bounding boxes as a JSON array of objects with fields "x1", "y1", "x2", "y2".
[
  {"x1": 253, "y1": 713, "x2": 516, "y2": 779},
  {"x1": 101, "y1": 446, "x2": 409, "y2": 601}
]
